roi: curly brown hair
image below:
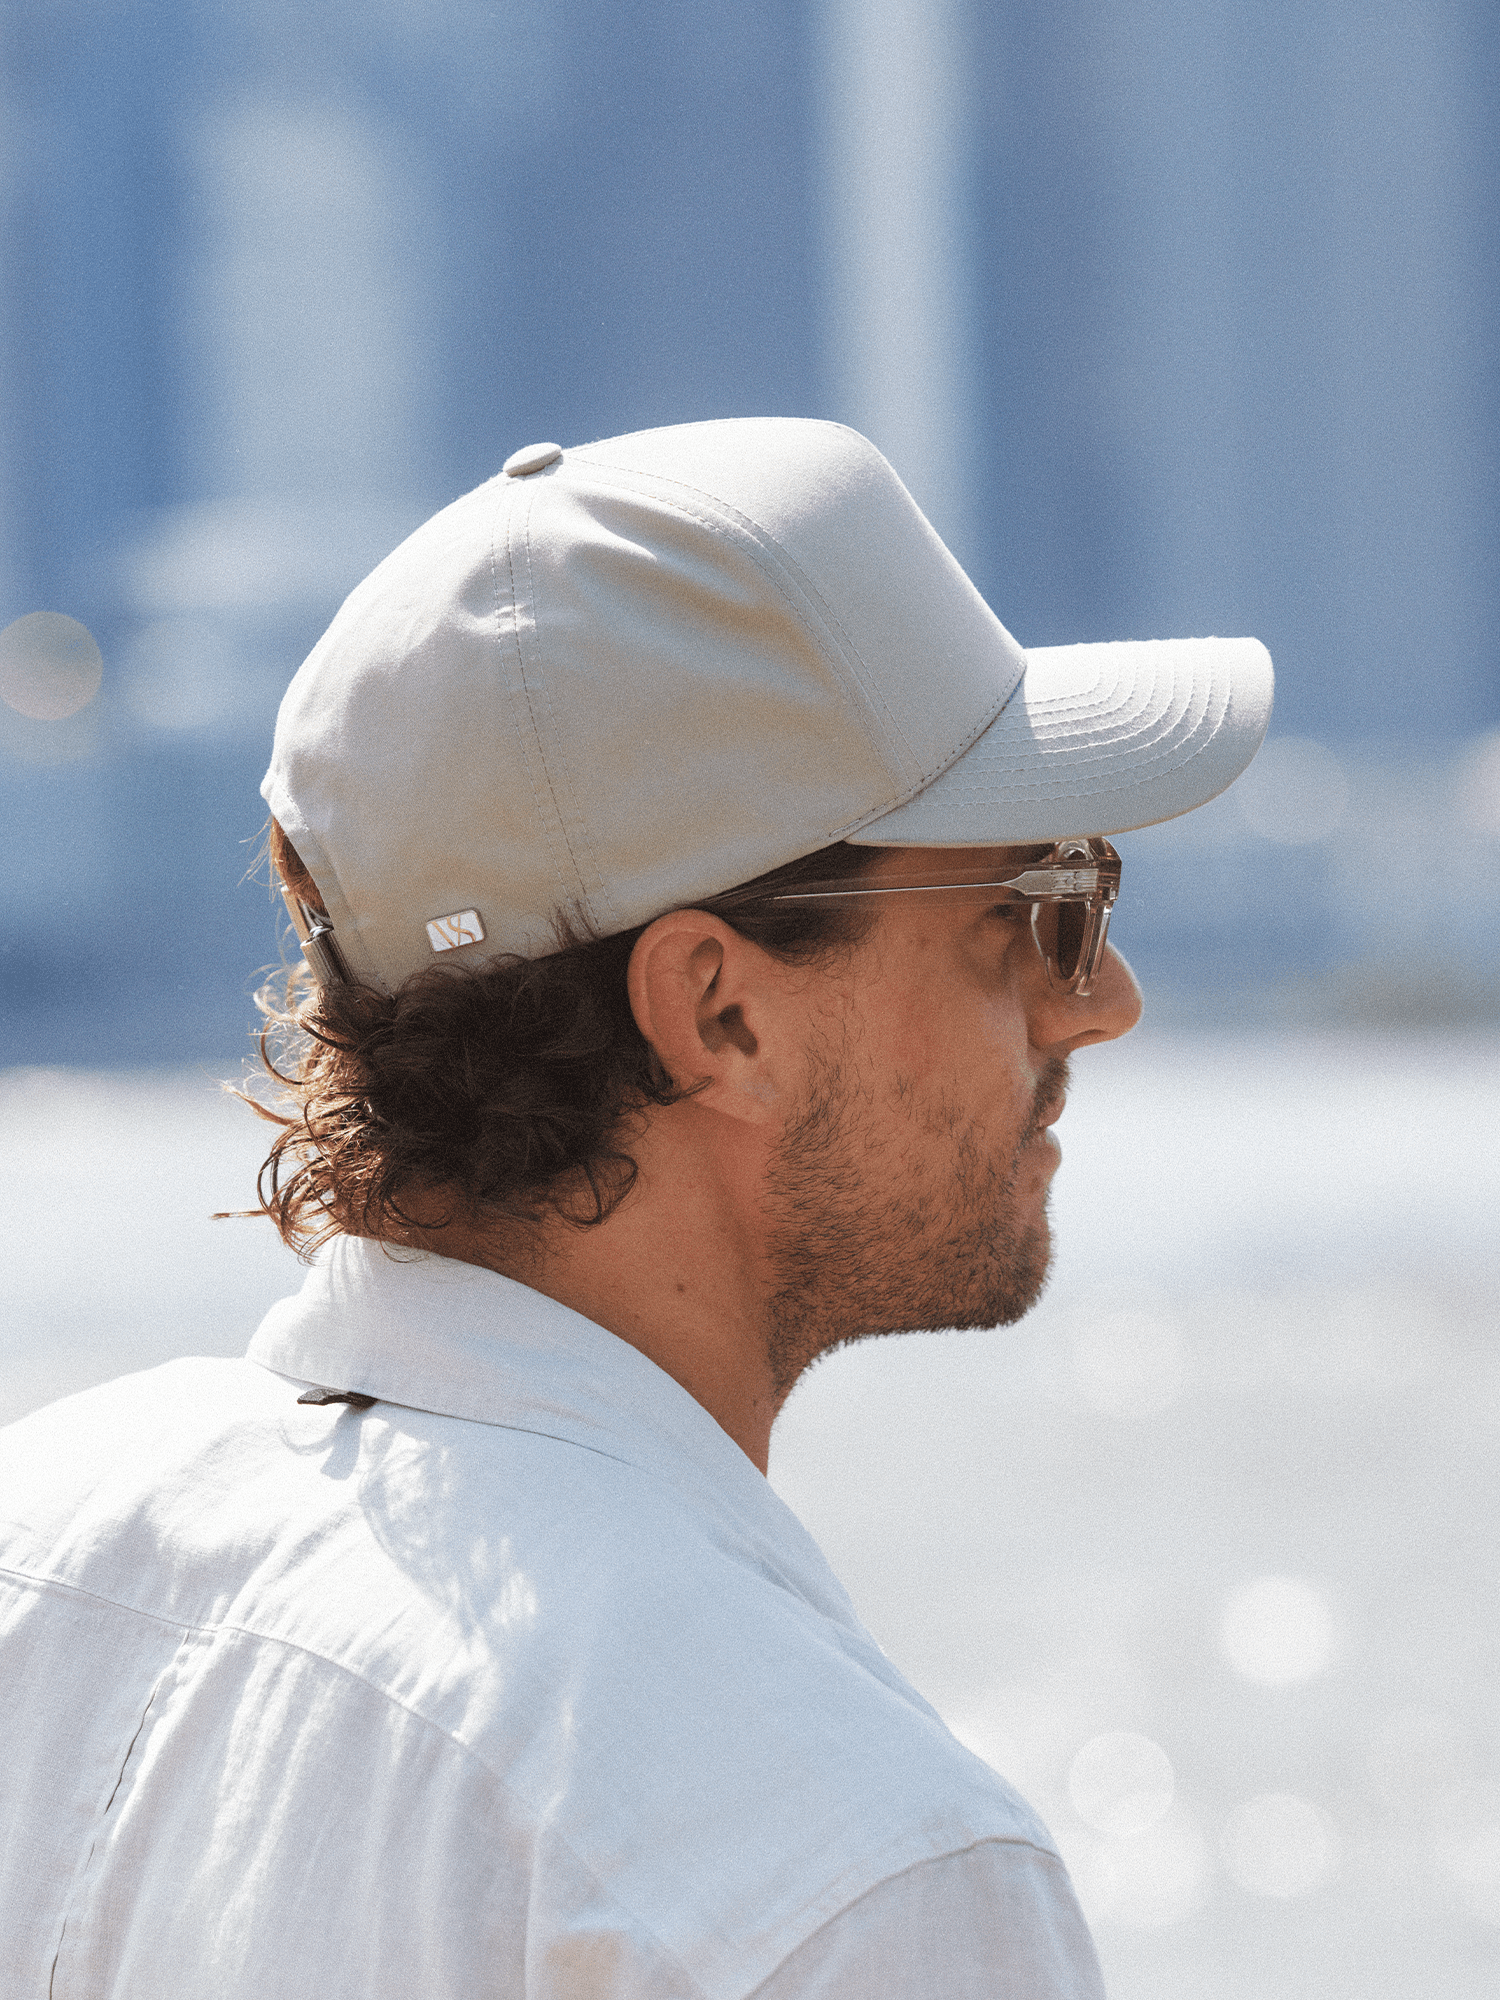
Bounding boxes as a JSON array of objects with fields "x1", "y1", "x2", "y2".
[{"x1": 237, "y1": 824, "x2": 879, "y2": 1259}]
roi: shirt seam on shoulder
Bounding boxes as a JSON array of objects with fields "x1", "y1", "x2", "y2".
[
  {"x1": 0, "y1": 1562, "x2": 716, "y2": 1998},
  {"x1": 742, "y1": 1834, "x2": 1069, "y2": 2000},
  {"x1": 0, "y1": 1560, "x2": 531, "y2": 1792}
]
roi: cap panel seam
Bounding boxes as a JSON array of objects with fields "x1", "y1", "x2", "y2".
[
  {"x1": 636, "y1": 471, "x2": 924, "y2": 778},
  {"x1": 673, "y1": 474, "x2": 1021, "y2": 805},
  {"x1": 519, "y1": 487, "x2": 619, "y2": 929},
  {"x1": 506, "y1": 485, "x2": 586, "y2": 894},
  {"x1": 568, "y1": 459, "x2": 911, "y2": 787},
  {"x1": 489, "y1": 483, "x2": 591, "y2": 923},
  {"x1": 566, "y1": 457, "x2": 1014, "y2": 805}
]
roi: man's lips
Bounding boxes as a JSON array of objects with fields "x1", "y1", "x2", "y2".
[
  {"x1": 1023, "y1": 1095, "x2": 1066, "y2": 1168},
  {"x1": 1027, "y1": 1061, "x2": 1071, "y2": 1147}
]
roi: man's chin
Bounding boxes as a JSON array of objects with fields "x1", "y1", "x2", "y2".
[
  {"x1": 975, "y1": 1218, "x2": 1054, "y2": 1328},
  {"x1": 890, "y1": 1220, "x2": 1055, "y2": 1338},
  {"x1": 766, "y1": 1184, "x2": 1056, "y2": 1386}
]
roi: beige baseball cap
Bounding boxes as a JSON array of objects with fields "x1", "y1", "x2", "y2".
[{"x1": 263, "y1": 417, "x2": 1273, "y2": 993}]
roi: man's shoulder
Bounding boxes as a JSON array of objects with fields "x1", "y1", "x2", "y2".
[
  {"x1": 0, "y1": 1352, "x2": 1043, "y2": 1821},
  {"x1": 0, "y1": 1354, "x2": 300, "y2": 1581},
  {"x1": 0, "y1": 1354, "x2": 1063, "y2": 1994},
  {"x1": 0, "y1": 1357, "x2": 1025, "y2": 1810}
]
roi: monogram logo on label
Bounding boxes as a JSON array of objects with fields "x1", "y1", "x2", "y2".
[{"x1": 425, "y1": 909, "x2": 486, "y2": 953}]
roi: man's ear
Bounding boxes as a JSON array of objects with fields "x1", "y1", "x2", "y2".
[{"x1": 627, "y1": 911, "x2": 792, "y2": 1125}]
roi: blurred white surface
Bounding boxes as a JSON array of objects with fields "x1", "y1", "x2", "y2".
[
  {"x1": 0, "y1": 1064, "x2": 303, "y2": 1426},
  {"x1": 4, "y1": 1026, "x2": 1498, "y2": 1997}
]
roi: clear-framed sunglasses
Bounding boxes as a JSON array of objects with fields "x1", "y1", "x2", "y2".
[{"x1": 708, "y1": 838, "x2": 1121, "y2": 997}]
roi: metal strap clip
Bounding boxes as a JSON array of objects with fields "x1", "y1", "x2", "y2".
[
  {"x1": 281, "y1": 888, "x2": 354, "y2": 988},
  {"x1": 296, "y1": 1386, "x2": 377, "y2": 1409}
]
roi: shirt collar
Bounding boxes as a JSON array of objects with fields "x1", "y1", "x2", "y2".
[{"x1": 247, "y1": 1236, "x2": 855, "y2": 1613}]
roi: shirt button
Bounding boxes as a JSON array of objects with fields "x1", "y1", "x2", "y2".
[{"x1": 503, "y1": 441, "x2": 564, "y2": 477}]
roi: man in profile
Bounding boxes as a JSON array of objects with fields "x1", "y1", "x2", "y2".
[{"x1": 0, "y1": 420, "x2": 1271, "y2": 1995}]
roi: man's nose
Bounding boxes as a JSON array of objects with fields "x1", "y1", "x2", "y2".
[{"x1": 1028, "y1": 943, "x2": 1143, "y2": 1053}]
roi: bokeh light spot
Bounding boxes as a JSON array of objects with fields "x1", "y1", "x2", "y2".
[
  {"x1": 0, "y1": 612, "x2": 104, "y2": 721},
  {"x1": 1069, "y1": 1730, "x2": 1175, "y2": 1836},
  {"x1": 1219, "y1": 1575, "x2": 1337, "y2": 1685},
  {"x1": 1222, "y1": 1792, "x2": 1337, "y2": 1898},
  {"x1": 1232, "y1": 736, "x2": 1349, "y2": 845}
]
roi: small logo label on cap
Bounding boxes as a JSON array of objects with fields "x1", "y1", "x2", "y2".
[{"x1": 425, "y1": 910, "x2": 486, "y2": 953}]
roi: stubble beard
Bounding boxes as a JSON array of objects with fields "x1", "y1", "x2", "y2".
[{"x1": 763, "y1": 1033, "x2": 1069, "y2": 1399}]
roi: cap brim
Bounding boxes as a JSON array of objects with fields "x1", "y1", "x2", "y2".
[{"x1": 849, "y1": 636, "x2": 1274, "y2": 846}]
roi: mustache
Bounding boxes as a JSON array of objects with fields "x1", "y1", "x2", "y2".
[{"x1": 1024, "y1": 1055, "x2": 1071, "y2": 1141}]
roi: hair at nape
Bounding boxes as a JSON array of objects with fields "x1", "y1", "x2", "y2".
[{"x1": 230, "y1": 822, "x2": 878, "y2": 1258}]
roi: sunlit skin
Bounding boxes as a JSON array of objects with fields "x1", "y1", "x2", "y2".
[{"x1": 436, "y1": 844, "x2": 1143, "y2": 1473}]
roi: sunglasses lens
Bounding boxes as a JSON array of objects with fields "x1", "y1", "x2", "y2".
[{"x1": 1034, "y1": 899, "x2": 1090, "y2": 985}]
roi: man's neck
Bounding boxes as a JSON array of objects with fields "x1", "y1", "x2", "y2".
[{"x1": 425, "y1": 1107, "x2": 786, "y2": 1473}]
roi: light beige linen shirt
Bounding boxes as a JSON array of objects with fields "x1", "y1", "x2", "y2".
[{"x1": 0, "y1": 1238, "x2": 1104, "y2": 1998}]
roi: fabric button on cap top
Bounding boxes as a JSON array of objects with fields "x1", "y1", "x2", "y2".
[{"x1": 503, "y1": 441, "x2": 563, "y2": 477}]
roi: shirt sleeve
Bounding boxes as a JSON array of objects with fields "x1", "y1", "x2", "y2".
[{"x1": 748, "y1": 1840, "x2": 1107, "y2": 2000}]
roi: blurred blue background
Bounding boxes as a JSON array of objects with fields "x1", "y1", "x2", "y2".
[
  {"x1": 1, "y1": 0, "x2": 1497, "y2": 1059},
  {"x1": 4, "y1": 10, "x2": 1500, "y2": 1997}
]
